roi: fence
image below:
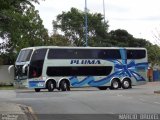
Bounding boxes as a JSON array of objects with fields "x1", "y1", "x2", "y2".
[
  {"x1": 0, "y1": 65, "x2": 14, "y2": 85},
  {"x1": 148, "y1": 68, "x2": 160, "y2": 81}
]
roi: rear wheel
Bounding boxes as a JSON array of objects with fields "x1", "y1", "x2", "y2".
[
  {"x1": 35, "y1": 88, "x2": 40, "y2": 92},
  {"x1": 47, "y1": 81, "x2": 55, "y2": 92},
  {"x1": 98, "y1": 86, "x2": 108, "y2": 90},
  {"x1": 110, "y1": 79, "x2": 121, "y2": 90},
  {"x1": 122, "y1": 78, "x2": 131, "y2": 89},
  {"x1": 60, "y1": 80, "x2": 70, "y2": 91}
]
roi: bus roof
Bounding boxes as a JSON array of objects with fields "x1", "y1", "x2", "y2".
[{"x1": 21, "y1": 46, "x2": 147, "y2": 51}]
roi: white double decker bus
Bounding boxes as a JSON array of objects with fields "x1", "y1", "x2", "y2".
[{"x1": 9, "y1": 46, "x2": 148, "y2": 92}]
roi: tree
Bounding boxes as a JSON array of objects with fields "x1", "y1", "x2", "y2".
[
  {"x1": 11, "y1": 7, "x2": 49, "y2": 52},
  {"x1": 48, "y1": 33, "x2": 71, "y2": 46},
  {"x1": 146, "y1": 45, "x2": 160, "y2": 64},
  {"x1": 108, "y1": 29, "x2": 134, "y2": 47},
  {"x1": 53, "y1": 7, "x2": 109, "y2": 46},
  {"x1": 130, "y1": 38, "x2": 151, "y2": 47},
  {"x1": 0, "y1": 0, "x2": 47, "y2": 64},
  {"x1": 0, "y1": 0, "x2": 47, "y2": 52},
  {"x1": 0, "y1": 0, "x2": 41, "y2": 38},
  {"x1": 108, "y1": 29, "x2": 152, "y2": 48}
]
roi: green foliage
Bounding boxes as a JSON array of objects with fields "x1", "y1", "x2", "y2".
[
  {"x1": 108, "y1": 29, "x2": 152, "y2": 47},
  {"x1": 53, "y1": 7, "x2": 109, "y2": 46},
  {"x1": 48, "y1": 34, "x2": 71, "y2": 46},
  {"x1": 0, "y1": 52, "x2": 16, "y2": 65},
  {"x1": 108, "y1": 29, "x2": 134, "y2": 47},
  {"x1": 146, "y1": 45, "x2": 160, "y2": 65},
  {"x1": 0, "y1": 58, "x2": 3, "y2": 65},
  {"x1": 0, "y1": 0, "x2": 47, "y2": 64},
  {"x1": 11, "y1": 7, "x2": 49, "y2": 52}
]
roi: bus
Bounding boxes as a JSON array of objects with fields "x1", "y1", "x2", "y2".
[{"x1": 9, "y1": 46, "x2": 148, "y2": 92}]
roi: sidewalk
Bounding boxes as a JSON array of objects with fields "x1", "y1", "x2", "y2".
[
  {"x1": 0, "y1": 102, "x2": 36, "y2": 120},
  {"x1": 146, "y1": 81, "x2": 160, "y2": 94}
]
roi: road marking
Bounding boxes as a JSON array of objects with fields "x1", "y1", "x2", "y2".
[
  {"x1": 117, "y1": 94, "x2": 123, "y2": 97},
  {"x1": 139, "y1": 98, "x2": 146, "y2": 102},
  {"x1": 108, "y1": 112, "x2": 115, "y2": 114},
  {"x1": 127, "y1": 97, "x2": 132, "y2": 99},
  {"x1": 154, "y1": 102, "x2": 160, "y2": 105}
]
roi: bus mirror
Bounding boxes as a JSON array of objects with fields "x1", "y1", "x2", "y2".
[
  {"x1": 8, "y1": 65, "x2": 14, "y2": 75},
  {"x1": 22, "y1": 64, "x2": 28, "y2": 73}
]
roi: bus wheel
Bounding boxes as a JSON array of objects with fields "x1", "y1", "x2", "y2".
[
  {"x1": 98, "y1": 86, "x2": 108, "y2": 90},
  {"x1": 110, "y1": 79, "x2": 121, "y2": 90},
  {"x1": 47, "y1": 80, "x2": 55, "y2": 92},
  {"x1": 122, "y1": 78, "x2": 131, "y2": 89},
  {"x1": 35, "y1": 88, "x2": 40, "y2": 92},
  {"x1": 60, "y1": 80, "x2": 70, "y2": 91}
]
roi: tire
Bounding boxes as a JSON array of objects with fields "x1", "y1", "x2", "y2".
[
  {"x1": 110, "y1": 79, "x2": 121, "y2": 90},
  {"x1": 98, "y1": 86, "x2": 108, "y2": 90},
  {"x1": 60, "y1": 80, "x2": 70, "y2": 91},
  {"x1": 35, "y1": 88, "x2": 40, "y2": 92},
  {"x1": 47, "y1": 80, "x2": 55, "y2": 92},
  {"x1": 122, "y1": 78, "x2": 131, "y2": 89}
]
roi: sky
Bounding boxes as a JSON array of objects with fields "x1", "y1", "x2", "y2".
[{"x1": 35, "y1": 0, "x2": 160, "y2": 45}]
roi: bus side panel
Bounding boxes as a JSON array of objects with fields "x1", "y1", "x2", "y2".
[{"x1": 69, "y1": 76, "x2": 112, "y2": 87}]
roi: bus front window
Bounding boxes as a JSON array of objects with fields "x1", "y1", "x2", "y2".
[
  {"x1": 14, "y1": 49, "x2": 33, "y2": 80},
  {"x1": 16, "y1": 49, "x2": 33, "y2": 62}
]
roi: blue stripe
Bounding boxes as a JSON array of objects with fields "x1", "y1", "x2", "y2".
[
  {"x1": 69, "y1": 48, "x2": 148, "y2": 87},
  {"x1": 29, "y1": 80, "x2": 45, "y2": 88}
]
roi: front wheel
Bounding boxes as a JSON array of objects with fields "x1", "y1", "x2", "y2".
[
  {"x1": 35, "y1": 88, "x2": 41, "y2": 92},
  {"x1": 47, "y1": 81, "x2": 55, "y2": 92}
]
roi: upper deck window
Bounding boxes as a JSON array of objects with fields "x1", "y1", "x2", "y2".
[
  {"x1": 31, "y1": 49, "x2": 47, "y2": 61},
  {"x1": 127, "y1": 49, "x2": 146, "y2": 59},
  {"x1": 47, "y1": 49, "x2": 121, "y2": 59},
  {"x1": 16, "y1": 49, "x2": 33, "y2": 62}
]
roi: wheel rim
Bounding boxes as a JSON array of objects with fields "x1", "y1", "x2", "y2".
[
  {"x1": 51, "y1": 83, "x2": 54, "y2": 89},
  {"x1": 123, "y1": 81, "x2": 129, "y2": 88},
  {"x1": 113, "y1": 81, "x2": 119, "y2": 88},
  {"x1": 63, "y1": 82, "x2": 67, "y2": 90},
  {"x1": 48, "y1": 81, "x2": 54, "y2": 91}
]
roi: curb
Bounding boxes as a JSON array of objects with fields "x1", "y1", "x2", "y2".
[
  {"x1": 18, "y1": 104, "x2": 38, "y2": 120},
  {"x1": 154, "y1": 90, "x2": 160, "y2": 94}
]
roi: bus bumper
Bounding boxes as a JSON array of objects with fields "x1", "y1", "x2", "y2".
[{"x1": 28, "y1": 80, "x2": 46, "y2": 88}]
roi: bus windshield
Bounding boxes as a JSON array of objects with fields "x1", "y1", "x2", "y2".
[{"x1": 16, "y1": 49, "x2": 33, "y2": 62}]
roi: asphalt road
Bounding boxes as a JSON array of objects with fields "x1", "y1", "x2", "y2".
[{"x1": 1, "y1": 82, "x2": 160, "y2": 120}]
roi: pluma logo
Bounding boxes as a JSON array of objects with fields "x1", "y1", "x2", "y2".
[{"x1": 70, "y1": 59, "x2": 101, "y2": 64}]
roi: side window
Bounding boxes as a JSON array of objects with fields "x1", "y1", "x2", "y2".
[
  {"x1": 48, "y1": 49, "x2": 74, "y2": 59},
  {"x1": 47, "y1": 66, "x2": 113, "y2": 76},
  {"x1": 127, "y1": 50, "x2": 146, "y2": 59},
  {"x1": 47, "y1": 48, "x2": 121, "y2": 59},
  {"x1": 74, "y1": 49, "x2": 97, "y2": 59},
  {"x1": 98, "y1": 49, "x2": 121, "y2": 59},
  {"x1": 31, "y1": 49, "x2": 47, "y2": 61}
]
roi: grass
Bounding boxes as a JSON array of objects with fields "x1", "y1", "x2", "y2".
[{"x1": 0, "y1": 85, "x2": 15, "y2": 90}]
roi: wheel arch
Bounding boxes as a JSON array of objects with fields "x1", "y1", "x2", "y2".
[
  {"x1": 110, "y1": 77, "x2": 121, "y2": 85},
  {"x1": 121, "y1": 77, "x2": 132, "y2": 84}
]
